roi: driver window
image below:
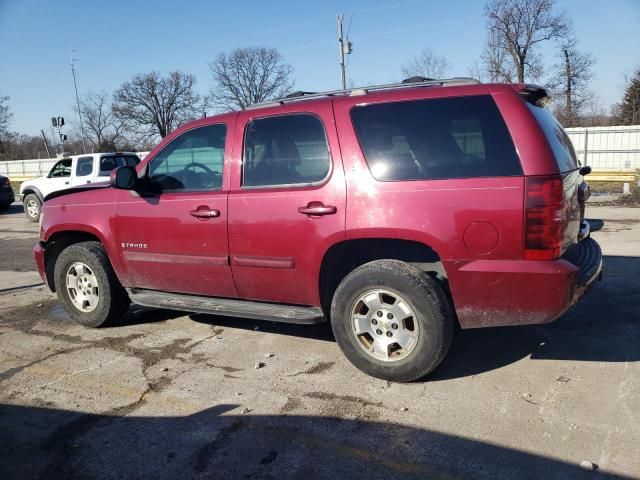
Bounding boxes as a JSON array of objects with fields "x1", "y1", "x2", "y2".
[
  {"x1": 148, "y1": 124, "x2": 226, "y2": 191},
  {"x1": 50, "y1": 159, "x2": 72, "y2": 178}
]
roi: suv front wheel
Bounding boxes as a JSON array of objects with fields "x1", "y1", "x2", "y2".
[
  {"x1": 331, "y1": 260, "x2": 453, "y2": 382},
  {"x1": 54, "y1": 241, "x2": 130, "y2": 327}
]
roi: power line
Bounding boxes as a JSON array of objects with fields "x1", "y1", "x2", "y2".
[{"x1": 283, "y1": 16, "x2": 478, "y2": 53}]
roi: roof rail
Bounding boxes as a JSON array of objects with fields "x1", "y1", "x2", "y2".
[{"x1": 246, "y1": 77, "x2": 481, "y2": 110}]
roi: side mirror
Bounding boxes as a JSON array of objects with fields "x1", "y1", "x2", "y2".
[
  {"x1": 579, "y1": 165, "x2": 592, "y2": 176},
  {"x1": 110, "y1": 166, "x2": 138, "y2": 190}
]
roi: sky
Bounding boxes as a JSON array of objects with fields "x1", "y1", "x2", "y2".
[{"x1": 1, "y1": 0, "x2": 639, "y2": 136}]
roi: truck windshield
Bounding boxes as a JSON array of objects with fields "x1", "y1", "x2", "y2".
[{"x1": 526, "y1": 103, "x2": 578, "y2": 172}]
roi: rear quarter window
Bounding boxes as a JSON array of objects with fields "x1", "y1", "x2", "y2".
[
  {"x1": 99, "y1": 155, "x2": 141, "y2": 176},
  {"x1": 526, "y1": 103, "x2": 578, "y2": 172},
  {"x1": 350, "y1": 95, "x2": 522, "y2": 181}
]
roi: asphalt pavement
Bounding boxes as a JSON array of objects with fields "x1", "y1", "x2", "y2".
[{"x1": 0, "y1": 200, "x2": 639, "y2": 480}]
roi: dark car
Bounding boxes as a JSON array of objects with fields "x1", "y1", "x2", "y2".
[{"x1": 0, "y1": 174, "x2": 15, "y2": 212}]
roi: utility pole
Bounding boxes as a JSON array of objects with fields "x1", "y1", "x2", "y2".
[
  {"x1": 70, "y1": 48, "x2": 87, "y2": 153},
  {"x1": 40, "y1": 129, "x2": 52, "y2": 158},
  {"x1": 337, "y1": 14, "x2": 353, "y2": 90}
]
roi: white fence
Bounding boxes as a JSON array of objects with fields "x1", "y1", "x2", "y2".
[
  {"x1": 0, "y1": 152, "x2": 150, "y2": 179},
  {"x1": 565, "y1": 125, "x2": 640, "y2": 170}
]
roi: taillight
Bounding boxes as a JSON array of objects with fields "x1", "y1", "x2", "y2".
[{"x1": 524, "y1": 175, "x2": 564, "y2": 260}]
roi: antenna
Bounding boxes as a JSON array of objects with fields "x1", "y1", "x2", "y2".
[{"x1": 70, "y1": 48, "x2": 87, "y2": 153}]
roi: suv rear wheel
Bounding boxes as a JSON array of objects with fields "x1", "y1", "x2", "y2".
[
  {"x1": 54, "y1": 241, "x2": 130, "y2": 327},
  {"x1": 330, "y1": 260, "x2": 453, "y2": 382},
  {"x1": 24, "y1": 194, "x2": 41, "y2": 222}
]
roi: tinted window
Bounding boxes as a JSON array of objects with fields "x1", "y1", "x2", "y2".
[
  {"x1": 350, "y1": 95, "x2": 522, "y2": 181},
  {"x1": 76, "y1": 156, "x2": 94, "y2": 177},
  {"x1": 243, "y1": 114, "x2": 330, "y2": 187},
  {"x1": 99, "y1": 154, "x2": 140, "y2": 175},
  {"x1": 49, "y1": 159, "x2": 72, "y2": 178},
  {"x1": 149, "y1": 125, "x2": 226, "y2": 191},
  {"x1": 527, "y1": 103, "x2": 578, "y2": 172}
]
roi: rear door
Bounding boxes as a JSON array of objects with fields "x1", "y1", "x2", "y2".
[
  {"x1": 525, "y1": 101, "x2": 584, "y2": 248},
  {"x1": 228, "y1": 102, "x2": 346, "y2": 306},
  {"x1": 114, "y1": 121, "x2": 237, "y2": 297}
]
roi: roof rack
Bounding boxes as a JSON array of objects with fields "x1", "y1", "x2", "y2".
[{"x1": 246, "y1": 77, "x2": 481, "y2": 110}]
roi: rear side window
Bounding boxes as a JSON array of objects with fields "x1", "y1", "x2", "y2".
[
  {"x1": 350, "y1": 95, "x2": 522, "y2": 181},
  {"x1": 99, "y1": 154, "x2": 140, "y2": 175},
  {"x1": 76, "y1": 156, "x2": 94, "y2": 177},
  {"x1": 243, "y1": 114, "x2": 330, "y2": 187},
  {"x1": 526, "y1": 103, "x2": 578, "y2": 172}
]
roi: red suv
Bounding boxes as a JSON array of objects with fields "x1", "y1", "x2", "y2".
[{"x1": 34, "y1": 78, "x2": 602, "y2": 382}]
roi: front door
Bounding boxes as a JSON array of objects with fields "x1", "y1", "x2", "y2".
[
  {"x1": 228, "y1": 102, "x2": 346, "y2": 306},
  {"x1": 114, "y1": 121, "x2": 237, "y2": 298},
  {"x1": 42, "y1": 159, "x2": 73, "y2": 197}
]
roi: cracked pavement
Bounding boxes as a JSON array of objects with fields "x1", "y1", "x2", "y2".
[{"x1": 1, "y1": 201, "x2": 639, "y2": 479}]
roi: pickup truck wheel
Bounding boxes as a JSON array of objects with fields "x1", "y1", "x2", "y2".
[
  {"x1": 330, "y1": 260, "x2": 453, "y2": 382},
  {"x1": 24, "y1": 194, "x2": 41, "y2": 222},
  {"x1": 54, "y1": 241, "x2": 130, "y2": 327}
]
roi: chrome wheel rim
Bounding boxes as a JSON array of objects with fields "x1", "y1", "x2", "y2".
[
  {"x1": 26, "y1": 199, "x2": 39, "y2": 218},
  {"x1": 351, "y1": 289, "x2": 419, "y2": 362},
  {"x1": 66, "y1": 262, "x2": 100, "y2": 312}
]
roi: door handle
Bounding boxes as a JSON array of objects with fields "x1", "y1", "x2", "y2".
[
  {"x1": 189, "y1": 206, "x2": 220, "y2": 218},
  {"x1": 298, "y1": 203, "x2": 337, "y2": 216}
]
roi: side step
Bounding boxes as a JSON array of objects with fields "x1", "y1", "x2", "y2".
[{"x1": 127, "y1": 288, "x2": 325, "y2": 325}]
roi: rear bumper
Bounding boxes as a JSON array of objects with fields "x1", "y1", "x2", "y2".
[
  {"x1": 446, "y1": 238, "x2": 603, "y2": 328},
  {"x1": 33, "y1": 242, "x2": 48, "y2": 287},
  {"x1": 0, "y1": 189, "x2": 15, "y2": 204},
  {"x1": 563, "y1": 237, "x2": 602, "y2": 303}
]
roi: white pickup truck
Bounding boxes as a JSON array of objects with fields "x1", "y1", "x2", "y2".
[{"x1": 20, "y1": 152, "x2": 141, "y2": 222}]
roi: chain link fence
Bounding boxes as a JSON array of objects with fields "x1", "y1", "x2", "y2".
[{"x1": 565, "y1": 125, "x2": 640, "y2": 170}]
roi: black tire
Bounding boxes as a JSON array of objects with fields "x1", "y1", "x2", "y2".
[
  {"x1": 23, "y1": 193, "x2": 41, "y2": 222},
  {"x1": 330, "y1": 260, "x2": 454, "y2": 382},
  {"x1": 0, "y1": 202, "x2": 10, "y2": 212},
  {"x1": 54, "y1": 241, "x2": 130, "y2": 327}
]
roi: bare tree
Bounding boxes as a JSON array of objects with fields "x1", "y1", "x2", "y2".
[
  {"x1": 74, "y1": 92, "x2": 126, "y2": 151},
  {"x1": 209, "y1": 47, "x2": 294, "y2": 111},
  {"x1": 485, "y1": 0, "x2": 569, "y2": 83},
  {"x1": 0, "y1": 95, "x2": 12, "y2": 140},
  {"x1": 113, "y1": 71, "x2": 204, "y2": 141},
  {"x1": 401, "y1": 48, "x2": 450, "y2": 80},
  {"x1": 480, "y1": 30, "x2": 516, "y2": 82},
  {"x1": 547, "y1": 37, "x2": 595, "y2": 127}
]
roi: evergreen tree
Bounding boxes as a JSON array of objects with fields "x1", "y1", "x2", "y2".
[{"x1": 618, "y1": 68, "x2": 640, "y2": 125}]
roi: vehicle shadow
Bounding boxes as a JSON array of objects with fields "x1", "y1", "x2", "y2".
[
  {"x1": 432, "y1": 254, "x2": 639, "y2": 380},
  {"x1": 189, "y1": 255, "x2": 639, "y2": 381},
  {"x1": 190, "y1": 312, "x2": 335, "y2": 342},
  {"x1": 2, "y1": 202, "x2": 24, "y2": 216},
  {"x1": 0, "y1": 402, "x2": 629, "y2": 480}
]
